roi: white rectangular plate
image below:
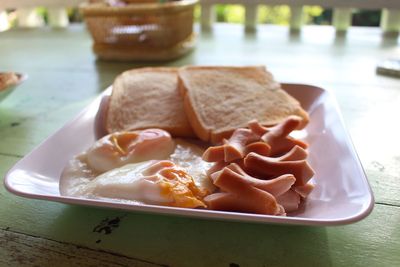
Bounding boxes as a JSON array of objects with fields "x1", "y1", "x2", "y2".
[{"x1": 3, "y1": 84, "x2": 374, "y2": 226}]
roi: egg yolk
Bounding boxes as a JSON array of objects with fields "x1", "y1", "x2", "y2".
[{"x1": 158, "y1": 168, "x2": 207, "y2": 208}]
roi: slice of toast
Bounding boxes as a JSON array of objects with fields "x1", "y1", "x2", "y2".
[
  {"x1": 178, "y1": 66, "x2": 309, "y2": 144},
  {"x1": 105, "y1": 67, "x2": 195, "y2": 137}
]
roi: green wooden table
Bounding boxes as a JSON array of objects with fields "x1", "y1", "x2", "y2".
[{"x1": 1, "y1": 24, "x2": 400, "y2": 267}]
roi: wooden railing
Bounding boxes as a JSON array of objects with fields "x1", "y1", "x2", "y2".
[
  {"x1": 0, "y1": 0, "x2": 82, "y2": 30},
  {"x1": 200, "y1": 0, "x2": 400, "y2": 34},
  {"x1": 1, "y1": 0, "x2": 399, "y2": 35}
]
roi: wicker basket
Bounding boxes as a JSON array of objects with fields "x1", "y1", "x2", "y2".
[{"x1": 80, "y1": 0, "x2": 198, "y2": 61}]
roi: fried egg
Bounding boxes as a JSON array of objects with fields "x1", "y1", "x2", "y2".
[
  {"x1": 59, "y1": 129, "x2": 214, "y2": 208},
  {"x1": 86, "y1": 129, "x2": 175, "y2": 173}
]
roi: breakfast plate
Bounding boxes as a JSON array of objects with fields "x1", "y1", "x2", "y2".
[{"x1": 3, "y1": 84, "x2": 374, "y2": 225}]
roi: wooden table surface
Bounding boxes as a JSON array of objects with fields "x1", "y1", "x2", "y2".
[{"x1": 1, "y1": 24, "x2": 400, "y2": 267}]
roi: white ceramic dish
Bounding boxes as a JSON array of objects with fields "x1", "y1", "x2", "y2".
[{"x1": 3, "y1": 84, "x2": 374, "y2": 226}]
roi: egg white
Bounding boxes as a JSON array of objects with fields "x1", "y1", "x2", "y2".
[{"x1": 59, "y1": 138, "x2": 215, "y2": 205}]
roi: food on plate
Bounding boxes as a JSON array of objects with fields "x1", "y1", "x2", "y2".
[
  {"x1": 178, "y1": 66, "x2": 309, "y2": 144},
  {"x1": 0, "y1": 72, "x2": 19, "y2": 91},
  {"x1": 60, "y1": 120, "x2": 313, "y2": 215},
  {"x1": 203, "y1": 117, "x2": 315, "y2": 215},
  {"x1": 67, "y1": 160, "x2": 207, "y2": 208},
  {"x1": 86, "y1": 129, "x2": 175, "y2": 173},
  {"x1": 60, "y1": 129, "x2": 214, "y2": 208},
  {"x1": 105, "y1": 67, "x2": 195, "y2": 137},
  {"x1": 60, "y1": 65, "x2": 315, "y2": 216}
]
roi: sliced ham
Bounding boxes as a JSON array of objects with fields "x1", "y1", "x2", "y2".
[
  {"x1": 206, "y1": 161, "x2": 228, "y2": 177},
  {"x1": 247, "y1": 119, "x2": 267, "y2": 136},
  {"x1": 212, "y1": 168, "x2": 280, "y2": 215},
  {"x1": 204, "y1": 192, "x2": 286, "y2": 216},
  {"x1": 223, "y1": 128, "x2": 259, "y2": 162},
  {"x1": 277, "y1": 145, "x2": 308, "y2": 161},
  {"x1": 245, "y1": 142, "x2": 271, "y2": 157},
  {"x1": 276, "y1": 189, "x2": 301, "y2": 213},
  {"x1": 202, "y1": 145, "x2": 225, "y2": 162},
  {"x1": 204, "y1": 191, "x2": 281, "y2": 215},
  {"x1": 209, "y1": 169, "x2": 223, "y2": 183},
  {"x1": 263, "y1": 136, "x2": 308, "y2": 157},
  {"x1": 248, "y1": 117, "x2": 308, "y2": 156},
  {"x1": 294, "y1": 183, "x2": 315, "y2": 198},
  {"x1": 206, "y1": 159, "x2": 246, "y2": 177},
  {"x1": 225, "y1": 164, "x2": 295, "y2": 197},
  {"x1": 202, "y1": 128, "x2": 259, "y2": 162},
  {"x1": 249, "y1": 116, "x2": 302, "y2": 137},
  {"x1": 266, "y1": 115, "x2": 303, "y2": 137},
  {"x1": 244, "y1": 152, "x2": 314, "y2": 185},
  {"x1": 277, "y1": 204, "x2": 286, "y2": 216},
  {"x1": 202, "y1": 118, "x2": 315, "y2": 216}
]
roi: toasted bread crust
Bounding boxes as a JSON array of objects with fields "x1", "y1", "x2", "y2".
[
  {"x1": 179, "y1": 76, "x2": 211, "y2": 142},
  {"x1": 106, "y1": 67, "x2": 195, "y2": 137},
  {"x1": 178, "y1": 66, "x2": 309, "y2": 144}
]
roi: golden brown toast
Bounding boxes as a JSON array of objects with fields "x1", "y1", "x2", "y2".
[
  {"x1": 106, "y1": 67, "x2": 195, "y2": 137},
  {"x1": 178, "y1": 66, "x2": 309, "y2": 144}
]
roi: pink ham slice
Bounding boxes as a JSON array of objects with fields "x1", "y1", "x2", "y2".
[
  {"x1": 206, "y1": 159, "x2": 246, "y2": 177},
  {"x1": 244, "y1": 152, "x2": 314, "y2": 186},
  {"x1": 276, "y1": 190, "x2": 301, "y2": 213},
  {"x1": 224, "y1": 164, "x2": 295, "y2": 197},
  {"x1": 206, "y1": 161, "x2": 228, "y2": 177},
  {"x1": 204, "y1": 192, "x2": 242, "y2": 212},
  {"x1": 212, "y1": 167, "x2": 280, "y2": 215},
  {"x1": 248, "y1": 116, "x2": 302, "y2": 137},
  {"x1": 209, "y1": 165, "x2": 295, "y2": 197},
  {"x1": 223, "y1": 129, "x2": 259, "y2": 162},
  {"x1": 245, "y1": 142, "x2": 271, "y2": 157},
  {"x1": 277, "y1": 145, "x2": 308, "y2": 161},
  {"x1": 202, "y1": 145, "x2": 225, "y2": 162},
  {"x1": 202, "y1": 129, "x2": 259, "y2": 162},
  {"x1": 294, "y1": 183, "x2": 315, "y2": 198},
  {"x1": 263, "y1": 136, "x2": 308, "y2": 157},
  {"x1": 204, "y1": 192, "x2": 286, "y2": 216},
  {"x1": 203, "y1": 117, "x2": 306, "y2": 163},
  {"x1": 248, "y1": 117, "x2": 308, "y2": 156}
]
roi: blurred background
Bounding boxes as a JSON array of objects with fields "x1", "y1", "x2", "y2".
[
  {"x1": 203, "y1": 5, "x2": 381, "y2": 27},
  {"x1": 0, "y1": 5, "x2": 383, "y2": 29}
]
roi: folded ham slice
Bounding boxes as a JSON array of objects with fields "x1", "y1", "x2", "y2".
[
  {"x1": 277, "y1": 145, "x2": 308, "y2": 161},
  {"x1": 248, "y1": 117, "x2": 307, "y2": 156},
  {"x1": 209, "y1": 165, "x2": 295, "y2": 197},
  {"x1": 223, "y1": 129, "x2": 259, "y2": 161},
  {"x1": 204, "y1": 192, "x2": 285, "y2": 216},
  {"x1": 248, "y1": 116, "x2": 301, "y2": 137},
  {"x1": 276, "y1": 190, "x2": 301, "y2": 212},
  {"x1": 244, "y1": 152, "x2": 314, "y2": 186},
  {"x1": 206, "y1": 161, "x2": 228, "y2": 176},
  {"x1": 294, "y1": 183, "x2": 315, "y2": 198},
  {"x1": 211, "y1": 167, "x2": 280, "y2": 215},
  {"x1": 202, "y1": 145, "x2": 224, "y2": 162},
  {"x1": 245, "y1": 142, "x2": 271, "y2": 157},
  {"x1": 224, "y1": 164, "x2": 295, "y2": 197},
  {"x1": 202, "y1": 129, "x2": 259, "y2": 162}
]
